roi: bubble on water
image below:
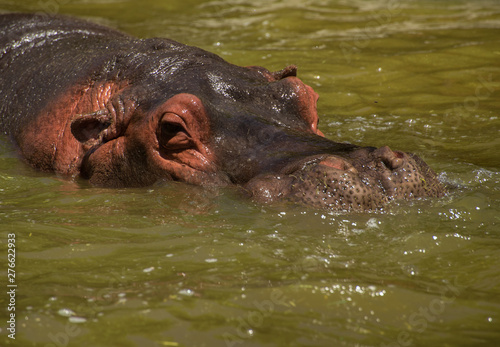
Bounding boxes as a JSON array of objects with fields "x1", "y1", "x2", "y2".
[
  {"x1": 58, "y1": 308, "x2": 75, "y2": 317},
  {"x1": 446, "y1": 233, "x2": 471, "y2": 241},
  {"x1": 69, "y1": 316, "x2": 87, "y2": 324},
  {"x1": 366, "y1": 218, "x2": 379, "y2": 229},
  {"x1": 178, "y1": 289, "x2": 194, "y2": 297},
  {"x1": 143, "y1": 267, "x2": 155, "y2": 273},
  {"x1": 205, "y1": 258, "x2": 218, "y2": 263}
]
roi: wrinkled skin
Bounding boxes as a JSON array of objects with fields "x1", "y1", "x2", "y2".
[{"x1": 0, "y1": 13, "x2": 445, "y2": 211}]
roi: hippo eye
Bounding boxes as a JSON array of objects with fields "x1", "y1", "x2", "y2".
[{"x1": 158, "y1": 113, "x2": 192, "y2": 151}]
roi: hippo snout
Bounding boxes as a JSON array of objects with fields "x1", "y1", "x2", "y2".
[
  {"x1": 245, "y1": 147, "x2": 445, "y2": 211},
  {"x1": 372, "y1": 146, "x2": 405, "y2": 170}
]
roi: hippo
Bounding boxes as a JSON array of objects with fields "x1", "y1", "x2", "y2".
[{"x1": 0, "y1": 13, "x2": 445, "y2": 211}]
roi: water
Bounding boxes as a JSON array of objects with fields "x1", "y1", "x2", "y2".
[{"x1": 1, "y1": 0, "x2": 499, "y2": 346}]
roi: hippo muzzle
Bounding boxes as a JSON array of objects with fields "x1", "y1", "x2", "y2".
[{"x1": 244, "y1": 146, "x2": 444, "y2": 211}]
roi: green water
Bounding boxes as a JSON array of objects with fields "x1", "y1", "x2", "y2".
[{"x1": 1, "y1": 0, "x2": 499, "y2": 346}]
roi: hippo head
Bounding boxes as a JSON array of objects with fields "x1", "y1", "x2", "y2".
[{"x1": 69, "y1": 38, "x2": 444, "y2": 211}]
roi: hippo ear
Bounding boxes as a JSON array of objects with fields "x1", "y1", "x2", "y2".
[{"x1": 71, "y1": 109, "x2": 113, "y2": 147}]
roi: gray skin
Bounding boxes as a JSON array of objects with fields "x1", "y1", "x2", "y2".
[{"x1": 0, "y1": 13, "x2": 445, "y2": 211}]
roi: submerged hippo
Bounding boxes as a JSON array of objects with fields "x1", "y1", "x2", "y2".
[{"x1": 0, "y1": 13, "x2": 445, "y2": 211}]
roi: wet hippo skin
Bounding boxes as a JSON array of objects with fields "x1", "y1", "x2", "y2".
[{"x1": 0, "y1": 13, "x2": 445, "y2": 211}]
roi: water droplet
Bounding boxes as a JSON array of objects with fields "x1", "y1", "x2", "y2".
[
  {"x1": 366, "y1": 218, "x2": 379, "y2": 229},
  {"x1": 178, "y1": 289, "x2": 194, "y2": 297},
  {"x1": 58, "y1": 308, "x2": 75, "y2": 317},
  {"x1": 69, "y1": 317, "x2": 87, "y2": 324}
]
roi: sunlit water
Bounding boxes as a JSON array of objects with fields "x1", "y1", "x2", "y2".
[{"x1": 0, "y1": 0, "x2": 499, "y2": 346}]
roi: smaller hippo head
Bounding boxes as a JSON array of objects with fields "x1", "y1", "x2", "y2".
[{"x1": 67, "y1": 38, "x2": 444, "y2": 211}]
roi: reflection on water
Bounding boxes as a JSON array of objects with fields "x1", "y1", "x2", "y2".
[{"x1": 1, "y1": 0, "x2": 499, "y2": 346}]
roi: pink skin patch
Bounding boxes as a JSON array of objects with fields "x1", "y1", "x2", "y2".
[
  {"x1": 318, "y1": 156, "x2": 346, "y2": 170},
  {"x1": 17, "y1": 81, "x2": 129, "y2": 176},
  {"x1": 247, "y1": 65, "x2": 323, "y2": 136},
  {"x1": 283, "y1": 77, "x2": 322, "y2": 136}
]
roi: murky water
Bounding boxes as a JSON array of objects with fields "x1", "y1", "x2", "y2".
[{"x1": 1, "y1": 0, "x2": 499, "y2": 346}]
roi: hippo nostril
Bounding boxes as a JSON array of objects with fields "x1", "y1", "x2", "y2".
[
  {"x1": 318, "y1": 156, "x2": 345, "y2": 170},
  {"x1": 390, "y1": 157, "x2": 404, "y2": 169},
  {"x1": 318, "y1": 156, "x2": 358, "y2": 174},
  {"x1": 346, "y1": 166, "x2": 359, "y2": 174},
  {"x1": 374, "y1": 146, "x2": 404, "y2": 170}
]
